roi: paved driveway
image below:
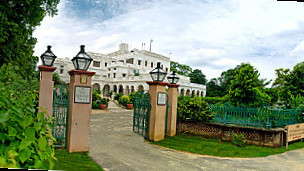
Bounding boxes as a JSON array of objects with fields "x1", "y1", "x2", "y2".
[{"x1": 89, "y1": 102, "x2": 304, "y2": 171}]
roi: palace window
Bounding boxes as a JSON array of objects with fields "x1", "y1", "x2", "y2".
[
  {"x1": 114, "y1": 68, "x2": 116, "y2": 70},
  {"x1": 93, "y1": 61, "x2": 100, "y2": 67},
  {"x1": 126, "y1": 58, "x2": 134, "y2": 64},
  {"x1": 122, "y1": 73, "x2": 126, "y2": 77},
  {"x1": 145, "y1": 61, "x2": 147, "y2": 66},
  {"x1": 105, "y1": 62, "x2": 108, "y2": 67},
  {"x1": 113, "y1": 73, "x2": 116, "y2": 78},
  {"x1": 108, "y1": 74, "x2": 110, "y2": 78},
  {"x1": 60, "y1": 69, "x2": 64, "y2": 74},
  {"x1": 108, "y1": 69, "x2": 110, "y2": 71},
  {"x1": 138, "y1": 60, "x2": 142, "y2": 65},
  {"x1": 166, "y1": 68, "x2": 168, "y2": 72},
  {"x1": 151, "y1": 62, "x2": 153, "y2": 68}
]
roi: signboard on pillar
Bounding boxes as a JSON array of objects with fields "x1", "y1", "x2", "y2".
[
  {"x1": 74, "y1": 86, "x2": 91, "y2": 103},
  {"x1": 157, "y1": 92, "x2": 167, "y2": 105}
]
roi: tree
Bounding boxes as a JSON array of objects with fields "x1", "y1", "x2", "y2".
[
  {"x1": 0, "y1": 0, "x2": 60, "y2": 79},
  {"x1": 228, "y1": 63, "x2": 270, "y2": 107},
  {"x1": 218, "y1": 68, "x2": 236, "y2": 95},
  {"x1": 170, "y1": 61, "x2": 192, "y2": 76},
  {"x1": 206, "y1": 78, "x2": 225, "y2": 97},
  {"x1": 189, "y1": 69, "x2": 207, "y2": 85}
]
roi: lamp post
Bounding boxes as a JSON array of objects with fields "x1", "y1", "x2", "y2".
[
  {"x1": 167, "y1": 71, "x2": 180, "y2": 137},
  {"x1": 71, "y1": 45, "x2": 93, "y2": 71},
  {"x1": 40, "y1": 45, "x2": 57, "y2": 66},
  {"x1": 167, "y1": 71, "x2": 180, "y2": 84},
  {"x1": 38, "y1": 45, "x2": 57, "y2": 119},
  {"x1": 149, "y1": 62, "x2": 167, "y2": 82},
  {"x1": 67, "y1": 45, "x2": 95, "y2": 153},
  {"x1": 146, "y1": 62, "x2": 169, "y2": 141}
]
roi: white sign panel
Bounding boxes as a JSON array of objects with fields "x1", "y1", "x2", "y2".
[
  {"x1": 74, "y1": 86, "x2": 91, "y2": 103},
  {"x1": 157, "y1": 92, "x2": 167, "y2": 105}
]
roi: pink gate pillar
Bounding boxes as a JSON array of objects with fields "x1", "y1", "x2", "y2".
[
  {"x1": 167, "y1": 84, "x2": 180, "y2": 136},
  {"x1": 38, "y1": 65, "x2": 56, "y2": 118},
  {"x1": 146, "y1": 81, "x2": 169, "y2": 141},
  {"x1": 66, "y1": 70, "x2": 95, "y2": 153}
]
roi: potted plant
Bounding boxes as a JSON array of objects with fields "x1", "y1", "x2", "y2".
[
  {"x1": 126, "y1": 103, "x2": 133, "y2": 109},
  {"x1": 100, "y1": 98, "x2": 109, "y2": 109}
]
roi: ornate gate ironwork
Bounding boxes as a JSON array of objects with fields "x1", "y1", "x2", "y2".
[
  {"x1": 133, "y1": 92, "x2": 151, "y2": 139},
  {"x1": 53, "y1": 85, "x2": 69, "y2": 147}
]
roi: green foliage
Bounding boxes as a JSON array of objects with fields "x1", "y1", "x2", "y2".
[
  {"x1": 128, "y1": 92, "x2": 136, "y2": 104},
  {"x1": 289, "y1": 94, "x2": 304, "y2": 110},
  {"x1": 170, "y1": 61, "x2": 192, "y2": 76},
  {"x1": 92, "y1": 89, "x2": 102, "y2": 102},
  {"x1": 100, "y1": 98, "x2": 109, "y2": 106},
  {"x1": 114, "y1": 93, "x2": 123, "y2": 101},
  {"x1": 189, "y1": 69, "x2": 207, "y2": 85},
  {"x1": 118, "y1": 96, "x2": 130, "y2": 107},
  {"x1": 202, "y1": 97, "x2": 227, "y2": 105},
  {"x1": 232, "y1": 133, "x2": 246, "y2": 147},
  {"x1": 265, "y1": 88, "x2": 279, "y2": 105},
  {"x1": 206, "y1": 78, "x2": 225, "y2": 97},
  {"x1": 218, "y1": 68, "x2": 236, "y2": 95},
  {"x1": 0, "y1": 64, "x2": 55, "y2": 169},
  {"x1": 177, "y1": 96, "x2": 212, "y2": 122},
  {"x1": 228, "y1": 63, "x2": 271, "y2": 107},
  {"x1": 0, "y1": 0, "x2": 60, "y2": 79},
  {"x1": 53, "y1": 73, "x2": 65, "y2": 86}
]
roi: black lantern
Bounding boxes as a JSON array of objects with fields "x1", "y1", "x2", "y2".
[
  {"x1": 149, "y1": 62, "x2": 167, "y2": 82},
  {"x1": 40, "y1": 45, "x2": 57, "y2": 66},
  {"x1": 71, "y1": 45, "x2": 93, "y2": 71},
  {"x1": 167, "y1": 71, "x2": 180, "y2": 84}
]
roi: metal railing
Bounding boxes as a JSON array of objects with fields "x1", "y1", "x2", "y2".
[{"x1": 210, "y1": 104, "x2": 302, "y2": 129}]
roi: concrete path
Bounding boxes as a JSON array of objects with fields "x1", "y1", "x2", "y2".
[{"x1": 89, "y1": 101, "x2": 304, "y2": 171}]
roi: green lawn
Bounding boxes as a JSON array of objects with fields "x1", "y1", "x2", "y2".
[
  {"x1": 150, "y1": 134, "x2": 304, "y2": 158},
  {"x1": 53, "y1": 149, "x2": 103, "y2": 171}
]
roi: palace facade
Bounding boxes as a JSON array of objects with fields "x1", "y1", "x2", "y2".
[{"x1": 53, "y1": 43, "x2": 206, "y2": 97}]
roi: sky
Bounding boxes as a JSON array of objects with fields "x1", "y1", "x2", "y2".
[{"x1": 33, "y1": 0, "x2": 304, "y2": 83}]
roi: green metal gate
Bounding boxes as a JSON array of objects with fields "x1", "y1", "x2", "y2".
[
  {"x1": 133, "y1": 92, "x2": 151, "y2": 139},
  {"x1": 53, "y1": 85, "x2": 69, "y2": 147},
  {"x1": 165, "y1": 94, "x2": 169, "y2": 136}
]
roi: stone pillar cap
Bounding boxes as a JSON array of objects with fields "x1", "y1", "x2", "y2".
[
  {"x1": 146, "y1": 81, "x2": 169, "y2": 86},
  {"x1": 38, "y1": 65, "x2": 57, "y2": 72},
  {"x1": 68, "y1": 70, "x2": 95, "y2": 76}
]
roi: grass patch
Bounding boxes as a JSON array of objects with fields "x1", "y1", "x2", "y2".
[
  {"x1": 53, "y1": 148, "x2": 103, "y2": 171},
  {"x1": 150, "y1": 134, "x2": 304, "y2": 158}
]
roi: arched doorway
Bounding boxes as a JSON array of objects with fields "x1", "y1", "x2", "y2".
[
  {"x1": 197, "y1": 90, "x2": 200, "y2": 96},
  {"x1": 113, "y1": 85, "x2": 117, "y2": 94},
  {"x1": 119, "y1": 85, "x2": 123, "y2": 94},
  {"x1": 201, "y1": 91, "x2": 204, "y2": 97},
  {"x1": 181, "y1": 89, "x2": 185, "y2": 96},
  {"x1": 103, "y1": 84, "x2": 110, "y2": 97},
  {"x1": 186, "y1": 89, "x2": 190, "y2": 96},
  {"x1": 131, "y1": 86, "x2": 135, "y2": 92},
  {"x1": 93, "y1": 83, "x2": 100, "y2": 91},
  {"x1": 126, "y1": 86, "x2": 130, "y2": 95},
  {"x1": 191, "y1": 90, "x2": 195, "y2": 97},
  {"x1": 138, "y1": 85, "x2": 144, "y2": 92}
]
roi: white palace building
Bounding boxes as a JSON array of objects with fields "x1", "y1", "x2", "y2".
[{"x1": 54, "y1": 43, "x2": 206, "y2": 97}]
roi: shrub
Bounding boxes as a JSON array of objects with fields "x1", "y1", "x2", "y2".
[
  {"x1": 202, "y1": 97, "x2": 227, "y2": 105},
  {"x1": 114, "y1": 93, "x2": 123, "y2": 101},
  {"x1": 128, "y1": 92, "x2": 136, "y2": 104},
  {"x1": 100, "y1": 98, "x2": 110, "y2": 106},
  {"x1": 0, "y1": 64, "x2": 55, "y2": 169},
  {"x1": 92, "y1": 90, "x2": 102, "y2": 102},
  {"x1": 232, "y1": 133, "x2": 246, "y2": 147},
  {"x1": 118, "y1": 96, "x2": 130, "y2": 107},
  {"x1": 177, "y1": 96, "x2": 212, "y2": 122}
]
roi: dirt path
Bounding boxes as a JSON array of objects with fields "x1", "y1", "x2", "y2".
[{"x1": 89, "y1": 102, "x2": 304, "y2": 171}]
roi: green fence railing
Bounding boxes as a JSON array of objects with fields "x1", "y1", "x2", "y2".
[{"x1": 210, "y1": 105, "x2": 303, "y2": 129}]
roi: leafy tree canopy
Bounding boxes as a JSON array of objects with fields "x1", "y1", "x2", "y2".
[
  {"x1": 206, "y1": 78, "x2": 225, "y2": 97},
  {"x1": 228, "y1": 63, "x2": 270, "y2": 107},
  {"x1": 170, "y1": 61, "x2": 192, "y2": 76},
  {"x1": 189, "y1": 69, "x2": 207, "y2": 85},
  {"x1": 0, "y1": 0, "x2": 60, "y2": 79}
]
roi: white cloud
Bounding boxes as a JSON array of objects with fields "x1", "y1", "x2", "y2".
[{"x1": 33, "y1": 0, "x2": 304, "y2": 82}]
